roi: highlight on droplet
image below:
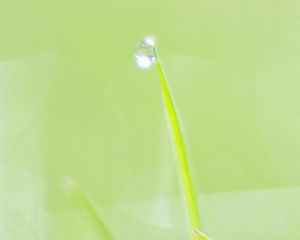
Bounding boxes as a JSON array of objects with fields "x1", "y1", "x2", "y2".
[
  {"x1": 136, "y1": 55, "x2": 153, "y2": 69},
  {"x1": 143, "y1": 36, "x2": 155, "y2": 47}
]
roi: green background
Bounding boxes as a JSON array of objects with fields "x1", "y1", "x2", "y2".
[{"x1": 0, "y1": 0, "x2": 299, "y2": 239}]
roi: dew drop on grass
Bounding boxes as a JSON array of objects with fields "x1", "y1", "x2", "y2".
[{"x1": 135, "y1": 36, "x2": 156, "y2": 69}]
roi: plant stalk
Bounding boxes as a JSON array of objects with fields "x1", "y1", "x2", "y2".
[
  {"x1": 153, "y1": 47, "x2": 211, "y2": 240},
  {"x1": 61, "y1": 177, "x2": 116, "y2": 240}
]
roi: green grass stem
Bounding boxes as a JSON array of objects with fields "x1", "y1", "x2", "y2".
[
  {"x1": 153, "y1": 47, "x2": 211, "y2": 240},
  {"x1": 61, "y1": 177, "x2": 116, "y2": 240}
]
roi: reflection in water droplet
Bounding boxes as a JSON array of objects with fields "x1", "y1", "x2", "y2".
[{"x1": 135, "y1": 36, "x2": 156, "y2": 69}]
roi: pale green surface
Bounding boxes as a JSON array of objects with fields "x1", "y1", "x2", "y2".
[{"x1": 0, "y1": 0, "x2": 300, "y2": 239}]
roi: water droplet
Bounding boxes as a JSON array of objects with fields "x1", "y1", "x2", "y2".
[{"x1": 135, "y1": 36, "x2": 156, "y2": 69}]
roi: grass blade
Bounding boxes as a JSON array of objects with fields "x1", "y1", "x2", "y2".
[
  {"x1": 153, "y1": 47, "x2": 211, "y2": 240},
  {"x1": 61, "y1": 176, "x2": 116, "y2": 240}
]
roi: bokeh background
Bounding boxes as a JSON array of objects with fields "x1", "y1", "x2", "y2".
[{"x1": 0, "y1": 0, "x2": 300, "y2": 239}]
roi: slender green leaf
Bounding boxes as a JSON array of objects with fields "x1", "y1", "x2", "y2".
[{"x1": 154, "y1": 47, "x2": 211, "y2": 240}]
